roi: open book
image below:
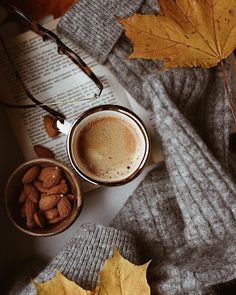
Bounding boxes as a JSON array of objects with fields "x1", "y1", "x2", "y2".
[{"x1": 0, "y1": 19, "x2": 163, "y2": 190}]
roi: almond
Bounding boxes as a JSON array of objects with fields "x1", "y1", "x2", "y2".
[
  {"x1": 43, "y1": 115, "x2": 58, "y2": 138},
  {"x1": 47, "y1": 183, "x2": 68, "y2": 195},
  {"x1": 66, "y1": 194, "x2": 75, "y2": 202},
  {"x1": 39, "y1": 166, "x2": 61, "y2": 189},
  {"x1": 33, "y1": 180, "x2": 49, "y2": 193},
  {"x1": 22, "y1": 165, "x2": 41, "y2": 184},
  {"x1": 20, "y1": 204, "x2": 26, "y2": 218},
  {"x1": 19, "y1": 190, "x2": 27, "y2": 203},
  {"x1": 38, "y1": 167, "x2": 55, "y2": 181},
  {"x1": 24, "y1": 184, "x2": 39, "y2": 203},
  {"x1": 34, "y1": 212, "x2": 46, "y2": 228},
  {"x1": 25, "y1": 198, "x2": 37, "y2": 220},
  {"x1": 26, "y1": 219, "x2": 36, "y2": 229},
  {"x1": 34, "y1": 145, "x2": 55, "y2": 159},
  {"x1": 39, "y1": 194, "x2": 60, "y2": 211},
  {"x1": 43, "y1": 208, "x2": 59, "y2": 220},
  {"x1": 48, "y1": 216, "x2": 64, "y2": 224},
  {"x1": 57, "y1": 196, "x2": 71, "y2": 218}
]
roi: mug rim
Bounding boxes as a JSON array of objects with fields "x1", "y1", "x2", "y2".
[{"x1": 67, "y1": 104, "x2": 150, "y2": 186}]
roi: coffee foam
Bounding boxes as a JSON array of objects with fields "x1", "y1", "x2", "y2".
[{"x1": 71, "y1": 112, "x2": 146, "y2": 183}]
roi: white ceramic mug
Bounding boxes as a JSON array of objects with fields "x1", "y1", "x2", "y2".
[{"x1": 56, "y1": 105, "x2": 150, "y2": 186}]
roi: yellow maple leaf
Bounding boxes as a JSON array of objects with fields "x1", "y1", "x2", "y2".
[
  {"x1": 119, "y1": 0, "x2": 236, "y2": 69},
  {"x1": 34, "y1": 271, "x2": 90, "y2": 295},
  {"x1": 34, "y1": 248, "x2": 150, "y2": 295}
]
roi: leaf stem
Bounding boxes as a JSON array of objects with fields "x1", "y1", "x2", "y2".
[{"x1": 220, "y1": 59, "x2": 236, "y2": 124}]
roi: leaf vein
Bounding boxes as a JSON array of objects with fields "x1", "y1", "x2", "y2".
[
  {"x1": 221, "y1": 21, "x2": 236, "y2": 54},
  {"x1": 125, "y1": 22, "x2": 217, "y2": 58},
  {"x1": 211, "y1": 0, "x2": 221, "y2": 55},
  {"x1": 175, "y1": 0, "x2": 219, "y2": 56}
]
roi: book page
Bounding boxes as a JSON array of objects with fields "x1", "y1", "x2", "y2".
[{"x1": 0, "y1": 19, "x2": 131, "y2": 165}]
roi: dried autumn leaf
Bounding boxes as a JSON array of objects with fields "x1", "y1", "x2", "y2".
[
  {"x1": 7, "y1": 0, "x2": 76, "y2": 20},
  {"x1": 34, "y1": 248, "x2": 150, "y2": 295},
  {"x1": 34, "y1": 271, "x2": 89, "y2": 295},
  {"x1": 94, "y1": 248, "x2": 150, "y2": 295},
  {"x1": 120, "y1": 0, "x2": 236, "y2": 69}
]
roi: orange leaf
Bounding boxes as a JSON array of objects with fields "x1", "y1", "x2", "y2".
[
  {"x1": 119, "y1": 0, "x2": 236, "y2": 69},
  {"x1": 7, "y1": 0, "x2": 76, "y2": 20}
]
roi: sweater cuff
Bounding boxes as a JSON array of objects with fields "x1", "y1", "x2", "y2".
[
  {"x1": 57, "y1": 0, "x2": 144, "y2": 64},
  {"x1": 34, "y1": 224, "x2": 139, "y2": 291}
]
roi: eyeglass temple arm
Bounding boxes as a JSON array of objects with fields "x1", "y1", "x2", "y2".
[
  {"x1": 38, "y1": 24, "x2": 104, "y2": 97},
  {"x1": 0, "y1": 34, "x2": 65, "y2": 120},
  {"x1": 1, "y1": 3, "x2": 104, "y2": 97}
]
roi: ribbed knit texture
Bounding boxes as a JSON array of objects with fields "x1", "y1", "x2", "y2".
[
  {"x1": 8, "y1": 224, "x2": 138, "y2": 295},
  {"x1": 59, "y1": 0, "x2": 144, "y2": 63},
  {"x1": 8, "y1": 0, "x2": 236, "y2": 294},
  {"x1": 59, "y1": 0, "x2": 236, "y2": 293}
]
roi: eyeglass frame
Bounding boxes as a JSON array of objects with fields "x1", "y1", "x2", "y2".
[{"x1": 0, "y1": 3, "x2": 104, "y2": 121}]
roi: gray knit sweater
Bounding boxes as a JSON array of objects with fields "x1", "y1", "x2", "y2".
[{"x1": 8, "y1": 0, "x2": 236, "y2": 294}]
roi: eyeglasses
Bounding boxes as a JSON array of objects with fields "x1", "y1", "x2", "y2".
[{"x1": 0, "y1": 3, "x2": 104, "y2": 121}]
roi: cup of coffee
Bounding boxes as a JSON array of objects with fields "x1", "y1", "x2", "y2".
[{"x1": 56, "y1": 105, "x2": 150, "y2": 186}]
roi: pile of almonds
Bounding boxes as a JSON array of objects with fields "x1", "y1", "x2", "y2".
[{"x1": 19, "y1": 165, "x2": 74, "y2": 230}]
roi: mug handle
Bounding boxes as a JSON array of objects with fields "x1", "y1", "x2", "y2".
[{"x1": 56, "y1": 119, "x2": 72, "y2": 135}]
